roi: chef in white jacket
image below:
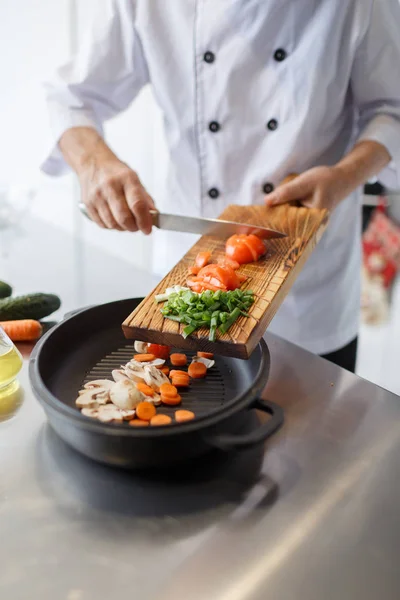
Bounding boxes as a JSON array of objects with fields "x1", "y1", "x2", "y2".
[{"x1": 42, "y1": 0, "x2": 400, "y2": 372}]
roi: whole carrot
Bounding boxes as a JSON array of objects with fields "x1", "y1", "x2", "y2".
[{"x1": 0, "y1": 319, "x2": 42, "y2": 342}]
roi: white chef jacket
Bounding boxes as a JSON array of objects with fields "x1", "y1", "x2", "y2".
[{"x1": 41, "y1": 0, "x2": 400, "y2": 355}]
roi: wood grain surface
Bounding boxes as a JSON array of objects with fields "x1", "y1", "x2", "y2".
[{"x1": 122, "y1": 204, "x2": 328, "y2": 359}]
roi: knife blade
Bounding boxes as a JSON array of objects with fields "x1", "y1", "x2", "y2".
[
  {"x1": 151, "y1": 211, "x2": 286, "y2": 239},
  {"x1": 78, "y1": 203, "x2": 286, "y2": 239}
]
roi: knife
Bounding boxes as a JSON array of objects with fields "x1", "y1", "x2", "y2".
[{"x1": 78, "y1": 203, "x2": 286, "y2": 240}]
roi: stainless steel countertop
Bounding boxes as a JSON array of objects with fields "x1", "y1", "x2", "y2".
[{"x1": 1, "y1": 331, "x2": 400, "y2": 600}]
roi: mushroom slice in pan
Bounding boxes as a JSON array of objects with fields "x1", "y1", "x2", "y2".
[
  {"x1": 128, "y1": 358, "x2": 165, "y2": 369},
  {"x1": 81, "y1": 407, "x2": 99, "y2": 418},
  {"x1": 134, "y1": 341, "x2": 148, "y2": 354},
  {"x1": 110, "y1": 379, "x2": 145, "y2": 410},
  {"x1": 123, "y1": 361, "x2": 147, "y2": 382},
  {"x1": 112, "y1": 369, "x2": 130, "y2": 382},
  {"x1": 76, "y1": 388, "x2": 101, "y2": 408},
  {"x1": 84, "y1": 379, "x2": 115, "y2": 390},
  {"x1": 143, "y1": 365, "x2": 170, "y2": 391},
  {"x1": 97, "y1": 404, "x2": 124, "y2": 423}
]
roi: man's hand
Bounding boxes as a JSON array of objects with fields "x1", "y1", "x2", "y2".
[
  {"x1": 59, "y1": 127, "x2": 155, "y2": 234},
  {"x1": 79, "y1": 156, "x2": 155, "y2": 233},
  {"x1": 265, "y1": 141, "x2": 391, "y2": 212},
  {"x1": 265, "y1": 166, "x2": 344, "y2": 211}
]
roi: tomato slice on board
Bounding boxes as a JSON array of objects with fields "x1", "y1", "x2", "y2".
[
  {"x1": 195, "y1": 251, "x2": 212, "y2": 270},
  {"x1": 225, "y1": 234, "x2": 266, "y2": 264},
  {"x1": 196, "y1": 264, "x2": 241, "y2": 291},
  {"x1": 217, "y1": 256, "x2": 241, "y2": 270},
  {"x1": 246, "y1": 234, "x2": 266, "y2": 257}
]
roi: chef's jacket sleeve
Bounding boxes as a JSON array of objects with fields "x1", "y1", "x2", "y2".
[
  {"x1": 352, "y1": 0, "x2": 400, "y2": 188},
  {"x1": 41, "y1": 0, "x2": 149, "y2": 176}
]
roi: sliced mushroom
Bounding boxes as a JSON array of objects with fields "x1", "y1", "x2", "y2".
[
  {"x1": 97, "y1": 404, "x2": 124, "y2": 423},
  {"x1": 112, "y1": 369, "x2": 130, "y2": 382},
  {"x1": 128, "y1": 358, "x2": 165, "y2": 369},
  {"x1": 81, "y1": 407, "x2": 99, "y2": 418},
  {"x1": 134, "y1": 340, "x2": 149, "y2": 354},
  {"x1": 84, "y1": 379, "x2": 115, "y2": 390},
  {"x1": 110, "y1": 379, "x2": 144, "y2": 410},
  {"x1": 124, "y1": 364, "x2": 147, "y2": 383},
  {"x1": 143, "y1": 365, "x2": 170, "y2": 390},
  {"x1": 152, "y1": 393, "x2": 162, "y2": 407},
  {"x1": 120, "y1": 409, "x2": 136, "y2": 421},
  {"x1": 191, "y1": 357, "x2": 215, "y2": 369},
  {"x1": 75, "y1": 389, "x2": 101, "y2": 408}
]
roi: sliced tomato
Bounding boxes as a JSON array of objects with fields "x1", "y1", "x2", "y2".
[
  {"x1": 237, "y1": 272, "x2": 248, "y2": 283},
  {"x1": 217, "y1": 256, "x2": 240, "y2": 270},
  {"x1": 226, "y1": 234, "x2": 266, "y2": 264},
  {"x1": 241, "y1": 238, "x2": 259, "y2": 262},
  {"x1": 187, "y1": 280, "x2": 204, "y2": 293},
  {"x1": 247, "y1": 234, "x2": 266, "y2": 257},
  {"x1": 188, "y1": 265, "x2": 200, "y2": 275},
  {"x1": 195, "y1": 251, "x2": 212, "y2": 270},
  {"x1": 147, "y1": 344, "x2": 171, "y2": 360},
  {"x1": 197, "y1": 264, "x2": 241, "y2": 291},
  {"x1": 226, "y1": 235, "x2": 254, "y2": 264}
]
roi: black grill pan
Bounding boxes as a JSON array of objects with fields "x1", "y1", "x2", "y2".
[{"x1": 29, "y1": 298, "x2": 283, "y2": 469}]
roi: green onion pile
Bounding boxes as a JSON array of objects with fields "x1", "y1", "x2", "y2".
[{"x1": 156, "y1": 288, "x2": 255, "y2": 341}]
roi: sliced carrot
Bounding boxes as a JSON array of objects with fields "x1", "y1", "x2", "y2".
[
  {"x1": 157, "y1": 366, "x2": 170, "y2": 376},
  {"x1": 197, "y1": 351, "x2": 214, "y2": 359},
  {"x1": 175, "y1": 410, "x2": 195, "y2": 423},
  {"x1": 0, "y1": 319, "x2": 42, "y2": 342},
  {"x1": 171, "y1": 376, "x2": 190, "y2": 388},
  {"x1": 129, "y1": 419, "x2": 149, "y2": 427},
  {"x1": 136, "y1": 401, "x2": 157, "y2": 421},
  {"x1": 150, "y1": 414, "x2": 172, "y2": 426},
  {"x1": 133, "y1": 353, "x2": 156, "y2": 362},
  {"x1": 169, "y1": 370, "x2": 188, "y2": 378},
  {"x1": 159, "y1": 383, "x2": 178, "y2": 398},
  {"x1": 195, "y1": 251, "x2": 212, "y2": 269},
  {"x1": 161, "y1": 394, "x2": 182, "y2": 406},
  {"x1": 170, "y1": 353, "x2": 188, "y2": 367},
  {"x1": 188, "y1": 362, "x2": 207, "y2": 379},
  {"x1": 136, "y1": 382, "x2": 155, "y2": 397}
]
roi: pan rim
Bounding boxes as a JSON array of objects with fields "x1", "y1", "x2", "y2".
[{"x1": 29, "y1": 299, "x2": 270, "y2": 436}]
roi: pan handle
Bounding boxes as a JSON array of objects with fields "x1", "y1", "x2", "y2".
[{"x1": 206, "y1": 398, "x2": 284, "y2": 451}]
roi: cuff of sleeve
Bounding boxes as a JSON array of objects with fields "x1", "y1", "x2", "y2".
[
  {"x1": 358, "y1": 114, "x2": 400, "y2": 189},
  {"x1": 40, "y1": 105, "x2": 103, "y2": 177}
]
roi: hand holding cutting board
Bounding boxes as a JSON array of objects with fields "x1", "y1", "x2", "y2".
[{"x1": 266, "y1": 141, "x2": 391, "y2": 212}]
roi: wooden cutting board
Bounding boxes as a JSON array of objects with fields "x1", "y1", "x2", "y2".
[{"x1": 122, "y1": 204, "x2": 328, "y2": 359}]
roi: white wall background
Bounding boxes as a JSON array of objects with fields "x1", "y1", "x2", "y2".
[{"x1": 0, "y1": 0, "x2": 167, "y2": 272}]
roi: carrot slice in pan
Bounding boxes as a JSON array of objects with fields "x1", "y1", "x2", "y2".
[
  {"x1": 136, "y1": 382, "x2": 155, "y2": 397},
  {"x1": 161, "y1": 394, "x2": 182, "y2": 406},
  {"x1": 170, "y1": 353, "x2": 188, "y2": 367},
  {"x1": 136, "y1": 401, "x2": 157, "y2": 421},
  {"x1": 133, "y1": 354, "x2": 156, "y2": 362},
  {"x1": 197, "y1": 352, "x2": 214, "y2": 359},
  {"x1": 188, "y1": 362, "x2": 207, "y2": 379},
  {"x1": 159, "y1": 383, "x2": 178, "y2": 398},
  {"x1": 150, "y1": 414, "x2": 172, "y2": 426},
  {"x1": 129, "y1": 419, "x2": 149, "y2": 427},
  {"x1": 175, "y1": 410, "x2": 195, "y2": 423}
]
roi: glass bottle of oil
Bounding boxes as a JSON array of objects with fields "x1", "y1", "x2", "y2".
[{"x1": 0, "y1": 326, "x2": 23, "y2": 397}]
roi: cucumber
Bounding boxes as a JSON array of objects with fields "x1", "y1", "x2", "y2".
[
  {"x1": 0, "y1": 280, "x2": 12, "y2": 299},
  {"x1": 0, "y1": 293, "x2": 61, "y2": 321}
]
